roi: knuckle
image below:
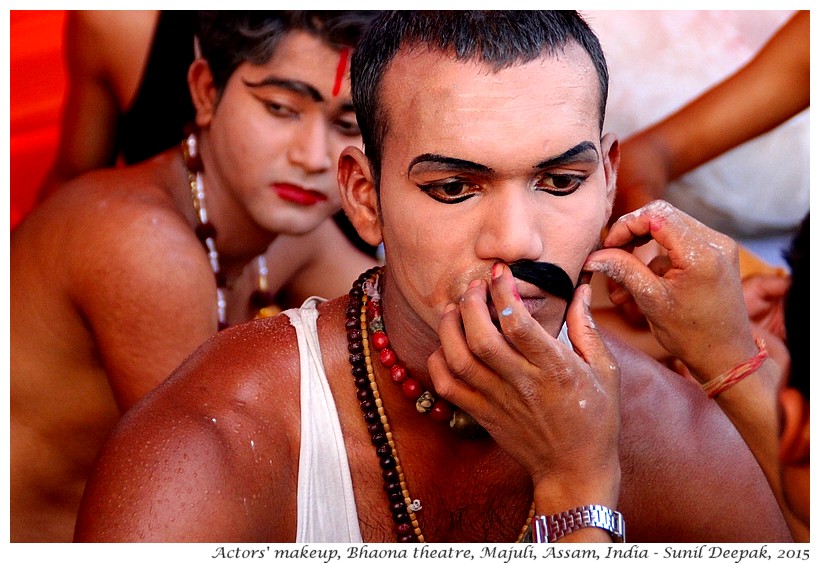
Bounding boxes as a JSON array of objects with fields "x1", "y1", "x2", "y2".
[
  {"x1": 469, "y1": 335, "x2": 504, "y2": 361},
  {"x1": 432, "y1": 376, "x2": 456, "y2": 401},
  {"x1": 446, "y1": 351, "x2": 476, "y2": 378},
  {"x1": 580, "y1": 322, "x2": 601, "y2": 344},
  {"x1": 649, "y1": 199, "x2": 673, "y2": 215},
  {"x1": 502, "y1": 315, "x2": 534, "y2": 341}
]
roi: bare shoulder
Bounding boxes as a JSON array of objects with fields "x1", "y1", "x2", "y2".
[
  {"x1": 26, "y1": 159, "x2": 181, "y2": 227},
  {"x1": 142, "y1": 311, "x2": 308, "y2": 444},
  {"x1": 13, "y1": 160, "x2": 218, "y2": 408},
  {"x1": 17, "y1": 161, "x2": 206, "y2": 300},
  {"x1": 76, "y1": 312, "x2": 306, "y2": 541},
  {"x1": 603, "y1": 331, "x2": 791, "y2": 542}
]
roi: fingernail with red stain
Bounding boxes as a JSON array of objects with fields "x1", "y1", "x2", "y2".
[{"x1": 491, "y1": 262, "x2": 522, "y2": 302}]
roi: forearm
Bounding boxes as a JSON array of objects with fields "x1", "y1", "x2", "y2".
[
  {"x1": 710, "y1": 361, "x2": 807, "y2": 541},
  {"x1": 629, "y1": 12, "x2": 809, "y2": 183},
  {"x1": 712, "y1": 361, "x2": 780, "y2": 478},
  {"x1": 533, "y1": 470, "x2": 621, "y2": 522},
  {"x1": 634, "y1": 75, "x2": 805, "y2": 183}
]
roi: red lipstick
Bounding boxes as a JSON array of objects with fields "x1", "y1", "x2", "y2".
[{"x1": 273, "y1": 184, "x2": 328, "y2": 206}]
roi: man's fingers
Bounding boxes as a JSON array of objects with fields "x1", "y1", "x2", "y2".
[
  {"x1": 604, "y1": 201, "x2": 708, "y2": 270},
  {"x1": 585, "y1": 247, "x2": 662, "y2": 297},
  {"x1": 436, "y1": 297, "x2": 511, "y2": 394},
  {"x1": 566, "y1": 284, "x2": 619, "y2": 383},
  {"x1": 427, "y1": 347, "x2": 488, "y2": 415},
  {"x1": 486, "y1": 263, "x2": 557, "y2": 362},
  {"x1": 456, "y1": 271, "x2": 550, "y2": 378}
]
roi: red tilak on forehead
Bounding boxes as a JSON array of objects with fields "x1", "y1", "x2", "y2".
[{"x1": 333, "y1": 47, "x2": 351, "y2": 97}]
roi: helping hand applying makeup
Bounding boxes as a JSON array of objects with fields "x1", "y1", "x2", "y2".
[{"x1": 75, "y1": 12, "x2": 791, "y2": 544}]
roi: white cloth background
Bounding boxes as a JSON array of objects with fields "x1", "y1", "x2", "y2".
[{"x1": 584, "y1": 10, "x2": 809, "y2": 266}]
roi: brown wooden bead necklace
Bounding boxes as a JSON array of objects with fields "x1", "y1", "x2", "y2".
[{"x1": 346, "y1": 267, "x2": 534, "y2": 542}]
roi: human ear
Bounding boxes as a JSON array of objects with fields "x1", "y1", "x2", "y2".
[
  {"x1": 600, "y1": 132, "x2": 620, "y2": 221},
  {"x1": 337, "y1": 146, "x2": 383, "y2": 247},
  {"x1": 778, "y1": 387, "x2": 810, "y2": 466},
  {"x1": 188, "y1": 58, "x2": 218, "y2": 129}
]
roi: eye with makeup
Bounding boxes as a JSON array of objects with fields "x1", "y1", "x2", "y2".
[
  {"x1": 333, "y1": 114, "x2": 361, "y2": 137},
  {"x1": 264, "y1": 98, "x2": 300, "y2": 120},
  {"x1": 534, "y1": 172, "x2": 589, "y2": 196},
  {"x1": 417, "y1": 178, "x2": 482, "y2": 204}
]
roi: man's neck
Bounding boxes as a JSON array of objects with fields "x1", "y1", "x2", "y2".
[
  {"x1": 177, "y1": 135, "x2": 277, "y2": 282},
  {"x1": 378, "y1": 277, "x2": 442, "y2": 384}
]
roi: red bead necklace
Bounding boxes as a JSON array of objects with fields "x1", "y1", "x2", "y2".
[
  {"x1": 346, "y1": 268, "x2": 534, "y2": 542},
  {"x1": 362, "y1": 270, "x2": 487, "y2": 438},
  {"x1": 346, "y1": 267, "x2": 421, "y2": 541},
  {"x1": 364, "y1": 282, "x2": 455, "y2": 424}
]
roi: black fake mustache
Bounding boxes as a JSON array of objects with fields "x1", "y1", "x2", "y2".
[{"x1": 509, "y1": 261, "x2": 575, "y2": 302}]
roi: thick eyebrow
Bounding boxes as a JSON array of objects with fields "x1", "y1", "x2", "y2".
[
  {"x1": 533, "y1": 141, "x2": 599, "y2": 170},
  {"x1": 407, "y1": 154, "x2": 493, "y2": 176},
  {"x1": 407, "y1": 142, "x2": 600, "y2": 177},
  {"x1": 242, "y1": 77, "x2": 356, "y2": 112}
]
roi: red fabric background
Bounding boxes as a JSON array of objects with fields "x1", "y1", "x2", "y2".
[{"x1": 10, "y1": 10, "x2": 67, "y2": 230}]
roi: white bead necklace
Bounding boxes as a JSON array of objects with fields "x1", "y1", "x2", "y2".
[{"x1": 182, "y1": 132, "x2": 228, "y2": 330}]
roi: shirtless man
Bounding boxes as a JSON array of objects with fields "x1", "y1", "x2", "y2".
[
  {"x1": 11, "y1": 11, "x2": 377, "y2": 542},
  {"x1": 75, "y1": 11, "x2": 791, "y2": 543}
]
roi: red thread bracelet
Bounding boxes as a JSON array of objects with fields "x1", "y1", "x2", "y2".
[{"x1": 701, "y1": 338, "x2": 768, "y2": 399}]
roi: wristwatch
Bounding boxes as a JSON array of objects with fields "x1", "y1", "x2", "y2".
[{"x1": 531, "y1": 504, "x2": 625, "y2": 543}]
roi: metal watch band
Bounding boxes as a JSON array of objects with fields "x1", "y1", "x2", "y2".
[{"x1": 531, "y1": 504, "x2": 625, "y2": 543}]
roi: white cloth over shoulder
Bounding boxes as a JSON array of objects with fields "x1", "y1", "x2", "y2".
[{"x1": 285, "y1": 297, "x2": 363, "y2": 543}]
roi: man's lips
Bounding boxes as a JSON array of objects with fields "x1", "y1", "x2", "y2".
[{"x1": 272, "y1": 183, "x2": 328, "y2": 206}]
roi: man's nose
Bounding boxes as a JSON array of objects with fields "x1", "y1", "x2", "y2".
[
  {"x1": 288, "y1": 115, "x2": 333, "y2": 173},
  {"x1": 474, "y1": 189, "x2": 544, "y2": 264}
]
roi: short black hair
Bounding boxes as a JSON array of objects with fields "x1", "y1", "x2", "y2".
[
  {"x1": 784, "y1": 213, "x2": 809, "y2": 400},
  {"x1": 350, "y1": 11, "x2": 609, "y2": 188},
  {"x1": 196, "y1": 11, "x2": 379, "y2": 98}
]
